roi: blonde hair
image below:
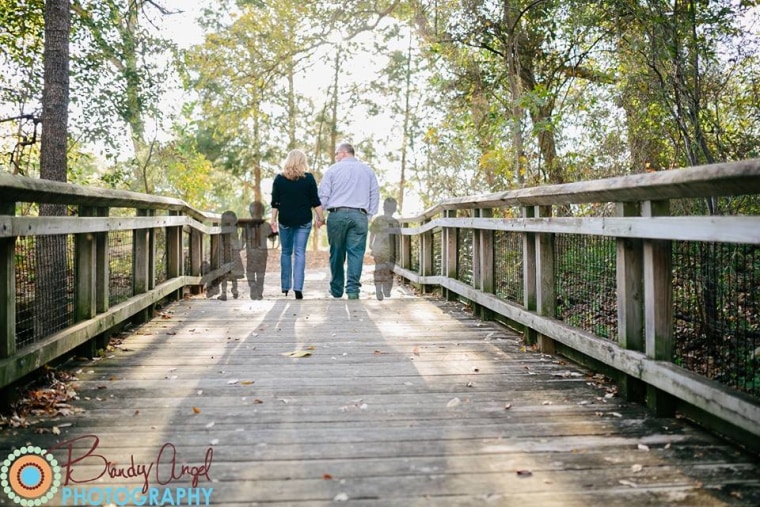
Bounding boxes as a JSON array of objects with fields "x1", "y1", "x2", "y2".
[{"x1": 282, "y1": 149, "x2": 309, "y2": 180}]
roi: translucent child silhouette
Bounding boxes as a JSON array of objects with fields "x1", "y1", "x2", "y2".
[
  {"x1": 219, "y1": 210, "x2": 244, "y2": 300},
  {"x1": 242, "y1": 201, "x2": 270, "y2": 300},
  {"x1": 369, "y1": 197, "x2": 401, "y2": 300}
]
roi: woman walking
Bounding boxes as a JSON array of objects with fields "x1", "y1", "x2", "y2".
[{"x1": 270, "y1": 149, "x2": 325, "y2": 299}]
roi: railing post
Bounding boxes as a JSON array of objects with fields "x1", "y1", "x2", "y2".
[
  {"x1": 134, "y1": 209, "x2": 150, "y2": 295},
  {"x1": 75, "y1": 206, "x2": 97, "y2": 322},
  {"x1": 476, "y1": 208, "x2": 494, "y2": 320},
  {"x1": 133, "y1": 209, "x2": 155, "y2": 322},
  {"x1": 522, "y1": 206, "x2": 537, "y2": 345},
  {"x1": 642, "y1": 199, "x2": 675, "y2": 416},
  {"x1": 1, "y1": 202, "x2": 16, "y2": 358},
  {"x1": 189, "y1": 225, "x2": 203, "y2": 295},
  {"x1": 95, "y1": 207, "x2": 109, "y2": 314},
  {"x1": 167, "y1": 210, "x2": 183, "y2": 300},
  {"x1": 472, "y1": 210, "x2": 481, "y2": 288},
  {"x1": 420, "y1": 217, "x2": 434, "y2": 293},
  {"x1": 616, "y1": 201, "x2": 645, "y2": 403},
  {"x1": 399, "y1": 220, "x2": 411, "y2": 271},
  {"x1": 148, "y1": 210, "x2": 156, "y2": 291},
  {"x1": 209, "y1": 217, "x2": 221, "y2": 293},
  {"x1": 535, "y1": 205, "x2": 556, "y2": 353},
  {"x1": 444, "y1": 209, "x2": 458, "y2": 301}
]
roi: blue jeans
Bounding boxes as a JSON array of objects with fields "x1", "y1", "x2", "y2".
[
  {"x1": 278, "y1": 222, "x2": 312, "y2": 292},
  {"x1": 326, "y1": 209, "x2": 368, "y2": 297}
]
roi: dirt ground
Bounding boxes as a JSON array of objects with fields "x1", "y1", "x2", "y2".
[{"x1": 264, "y1": 248, "x2": 376, "y2": 271}]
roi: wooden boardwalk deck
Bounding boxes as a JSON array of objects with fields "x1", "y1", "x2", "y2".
[{"x1": 2, "y1": 263, "x2": 759, "y2": 506}]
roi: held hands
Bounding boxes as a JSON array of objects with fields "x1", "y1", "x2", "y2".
[{"x1": 315, "y1": 216, "x2": 325, "y2": 230}]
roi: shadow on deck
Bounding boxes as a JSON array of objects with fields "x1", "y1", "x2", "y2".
[{"x1": 1, "y1": 262, "x2": 759, "y2": 506}]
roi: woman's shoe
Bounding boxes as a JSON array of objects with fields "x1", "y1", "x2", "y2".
[
  {"x1": 282, "y1": 290, "x2": 289, "y2": 296},
  {"x1": 294, "y1": 290, "x2": 303, "y2": 300}
]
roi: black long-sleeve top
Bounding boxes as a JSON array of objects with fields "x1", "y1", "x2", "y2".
[{"x1": 271, "y1": 172, "x2": 321, "y2": 227}]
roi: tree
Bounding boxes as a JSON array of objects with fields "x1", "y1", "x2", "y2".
[
  {"x1": 35, "y1": 0, "x2": 70, "y2": 338},
  {"x1": 0, "y1": 0, "x2": 45, "y2": 175}
]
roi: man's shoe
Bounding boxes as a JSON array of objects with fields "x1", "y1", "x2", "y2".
[{"x1": 347, "y1": 293, "x2": 359, "y2": 300}]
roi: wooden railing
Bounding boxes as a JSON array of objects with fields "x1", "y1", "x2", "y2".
[
  {"x1": 393, "y1": 160, "x2": 760, "y2": 451},
  {"x1": 0, "y1": 173, "x2": 228, "y2": 389}
]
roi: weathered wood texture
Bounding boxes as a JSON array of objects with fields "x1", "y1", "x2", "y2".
[{"x1": 1, "y1": 269, "x2": 758, "y2": 506}]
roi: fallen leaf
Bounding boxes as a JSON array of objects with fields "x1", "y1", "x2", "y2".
[
  {"x1": 240, "y1": 381, "x2": 255, "y2": 385},
  {"x1": 323, "y1": 473, "x2": 333, "y2": 480},
  {"x1": 413, "y1": 346, "x2": 420, "y2": 356},
  {"x1": 227, "y1": 379, "x2": 240, "y2": 385},
  {"x1": 619, "y1": 480, "x2": 638, "y2": 488},
  {"x1": 334, "y1": 493, "x2": 349, "y2": 502},
  {"x1": 637, "y1": 443, "x2": 650, "y2": 451},
  {"x1": 192, "y1": 407, "x2": 201, "y2": 414},
  {"x1": 631, "y1": 464, "x2": 643, "y2": 473},
  {"x1": 253, "y1": 399, "x2": 264, "y2": 404},
  {"x1": 516, "y1": 470, "x2": 533, "y2": 478},
  {"x1": 283, "y1": 350, "x2": 312, "y2": 358},
  {"x1": 446, "y1": 397, "x2": 461, "y2": 408},
  {"x1": 51, "y1": 426, "x2": 61, "y2": 435},
  {"x1": 504, "y1": 403, "x2": 512, "y2": 410}
]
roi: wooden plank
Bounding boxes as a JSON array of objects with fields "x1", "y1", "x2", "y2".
[
  {"x1": 535, "y1": 205, "x2": 555, "y2": 353},
  {"x1": 0, "y1": 171, "x2": 218, "y2": 222},
  {"x1": 1, "y1": 270, "x2": 757, "y2": 506},
  {"x1": 399, "y1": 216, "x2": 760, "y2": 244},
  {"x1": 642, "y1": 200, "x2": 675, "y2": 416},
  {"x1": 616, "y1": 202, "x2": 645, "y2": 403},
  {"x1": 423, "y1": 276, "x2": 760, "y2": 442}
]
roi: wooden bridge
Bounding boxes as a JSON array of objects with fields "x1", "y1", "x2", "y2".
[{"x1": 1, "y1": 161, "x2": 760, "y2": 505}]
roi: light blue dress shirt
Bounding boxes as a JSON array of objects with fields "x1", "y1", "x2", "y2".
[{"x1": 318, "y1": 156, "x2": 380, "y2": 217}]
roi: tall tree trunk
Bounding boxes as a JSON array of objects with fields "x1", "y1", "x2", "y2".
[
  {"x1": 398, "y1": 27, "x2": 414, "y2": 212},
  {"x1": 330, "y1": 49, "x2": 340, "y2": 164},
  {"x1": 504, "y1": 0, "x2": 525, "y2": 186},
  {"x1": 252, "y1": 98, "x2": 262, "y2": 203},
  {"x1": 287, "y1": 57, "x2": 297, "y2": 150},
  {"x1": 36, "y1": 0, "x2": 70, "y2": 339}
]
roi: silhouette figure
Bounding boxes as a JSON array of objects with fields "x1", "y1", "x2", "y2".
[
  {"x1": 242, "y1": 201, "x2": 270, "y2": 300},
  {"x1": 369, "y1": 197, "x2": 400, "y2": 300},
  {"x1": 219, "y1": 210, "x2": 244, "y2": 300}
]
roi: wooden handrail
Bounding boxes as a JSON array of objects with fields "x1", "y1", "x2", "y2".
[
  {"x1": 393, "y1": 158, "x2": 760, "y2": 452},
  {"x1": 400, "y1": 159, "x2": 760, "y2": 222},
  {"x1": 0, "y1": 172, "x2": 219, "y2": 222}
]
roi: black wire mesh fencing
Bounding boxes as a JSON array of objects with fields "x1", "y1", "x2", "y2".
[
  {"x1": 15, "y1": 235, "x2": 75, "y2": 348},
  {"x1": 154, "y1": 227, "x2": 167, "y2": 284},
  {"x1": 109, "y1": 230, "x2": 134, "y2": 306},
  {"x1": 673, "y1": 241, "x2": 760, "y2": 397},
  {"x1": 494, "y1": 231, "x2": 523, "y2": 304},
  {"x1": 410, "y1": 234, "x2": 420, "y2": 273},
  {"x1": 554, "y1": 234, "x2": 618, "y2": 341},
  {"x1": 457, "y1": 229, "x2": 473, "y2": 285}
]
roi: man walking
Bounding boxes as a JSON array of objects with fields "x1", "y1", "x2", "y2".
[{"x1": 318, "y1": 143, "x2": 380, "y2": 299}]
